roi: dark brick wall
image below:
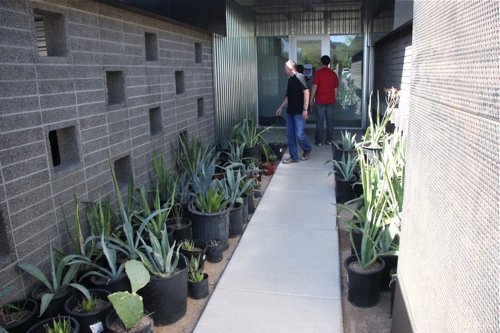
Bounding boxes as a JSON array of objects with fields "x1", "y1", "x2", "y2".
[{"x1": 0, "y1": 0, "x2": 215, "y2": 298}]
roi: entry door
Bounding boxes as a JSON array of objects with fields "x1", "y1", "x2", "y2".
[{"x1": 289, "y1": 35, "x2": 331, "y2": 125}]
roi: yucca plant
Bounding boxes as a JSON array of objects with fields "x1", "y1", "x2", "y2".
[
  {"x1": 17, "y1": 245, "x2": 90, "y2": 317},
  {"x1": 83, "y1": 194, "x2": 115, "y2": 240},
  {"x1": 181, "y1": 239, "x2": 195, "y2": 252},
  {"x1": 172, "y1": 134, "x2": 218, "y2": 184},
  {"x1": 188, "y1": 255, "x2": 204, "y2": 282}
]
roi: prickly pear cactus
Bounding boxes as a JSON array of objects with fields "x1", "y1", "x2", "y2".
[{"x1": 108, "y1": 260, "x2": 151, "y2": 330}]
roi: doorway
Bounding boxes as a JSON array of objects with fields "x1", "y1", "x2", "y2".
[{"x1": 256, "y1": 35, "x2": 363, "y2": 129}]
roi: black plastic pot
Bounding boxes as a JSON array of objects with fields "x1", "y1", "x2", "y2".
[
  {"x1": 241, "y1": 194, "x2": 249, "y2": 224},
  {"x1": 90, "y1": 274, "x2": 131, "y2": 294},
  {"x1": 188, "y1": 273, "x2": 209, "y2": 300},
  {"x1": 344, "y1": 254, "x2": 385, "y2": 308},
  {"x1": 30, "y1": 285, "x2": 75, "y2": 320},
  {"x1": 2, "y1": 299, "x2": 39, "y2": 333},
  {"x1": 333, "y1": 147, "x2": 357, "y2": 163},
  {"x1": 179, "y1": 239, "x2": 207, "y2": 270},
  {"x1": 206, "y1": 240, "x2": 224, "y2": 263},
  {"x1": 379, "y1": 254, "x2": 399, "y2": 292},
  {"x1": 229, "y1": 202, "x2": 243, "y2": 237},
  {"x1": 269, "y1": 142, "x2": 287, "y2": 159},
  {"x1": 335, "y1": 177, "x2": 357, "y2": 204},
  {"x1": 138, "y1": 254, "x2": 189, "y2": 326},
  {"x1": 27, "y1": 315, "x2": 80, "y2": 333},
  {"x1": 361, "y1": 145, "x2": 382, "y2": 164},
  {"x1": 105, "y1": 310, "x2": 154, "y2": 333},
  {"x1": 247, "y1": 192, "x2": 256, "y2": 214},
  {"x1": 64, "y1": 289, "x2": 111, "y2": 333},
  {"x1": 166, "y1": 217, "x2": 192, "y2": 243},
  {"x1": 350, "y1": 228, "x2": 363, "y2": 256},
  {"x1": 243, "y1": 146, "x2": 262, "y2": 164},
  {"x1": 188, "y1": 202, "x2": 232, "y2": 250}
]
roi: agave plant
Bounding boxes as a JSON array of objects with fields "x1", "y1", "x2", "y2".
[
  {"x1": 230, "y1": 117, "x2": 269, "y2": 148},
  {"x1": 326, "y1": 153, "x2": 359, "y2": 181},
  {"x1": 192, "y1": 186, "x2": 231, "y2": 213},
  {"x1": 334, "y1": 131, "x2": 357, "y2": 151},
  {"x1": 136, "y1": 226, "x2": 180, "y2": 278},
  {"x1": 17, "y1": 245, "x2": 90, "y2": 317}
]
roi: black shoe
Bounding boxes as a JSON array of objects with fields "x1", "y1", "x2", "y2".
[{"x1": 300, "y1": 151, "x2": 312, "y2": 161}]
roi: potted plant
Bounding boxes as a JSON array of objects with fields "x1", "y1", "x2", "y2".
[
  {"x1": 0, "y1": 286, "x2": 39, "y2": 333},
  {"x1": 106, "y1": 260, "x2": 154, "y2": 333},
  {"x1": 333, "y1": 131, "x2": 357, "y2": 162},
  {"x1": 219, "y1": 163, "x2": 254, "y2": 238},
  {"x1": 178, "y1": 238, "x2": 207, "y2": 271},
  {"x1": 17, "y1": 245, "x2": 91, "y2": 319},
  {"x1": 27, "y1": 315, "x2": 80, "y2": 333},
  {"x1": 205, "y1": 239, "x2": 224, "y2": 263},
  {"x1": 136, "y1": 227, "x2": 188, "y2": 326},
  {"x1": 187, "y1": 255, "x2": 209, "y2": 300},
  {"x1": 230, "y1": 117, "x2": 269, "y2": 165},
  {"x1": 64, "y1": 289, "x2": 111, "y2": 333},
  {"x1": 326, "y1": 153, "x2": 359, "y2": 204}
]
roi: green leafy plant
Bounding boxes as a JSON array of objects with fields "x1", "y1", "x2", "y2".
[
  {"x1": 326, "y1": 153, "x2": 359, "y2": 180},
  {"x1": 181, "y1": 239, "x2": 195, "y2": 251},
  {"x1": 223, "y1": 141, "x2": 246, "y2": 165},
  {"x1": 337, "y1": 82, "x2": 359, "y2": 108},
  {"x1": 188, "y1": 255, "x2": 204, "y2": 282},
  {"x1": 192, "y1": 186, "x2": 231, "y2": 213},
  {"x1": 334, "y1": 131, "x2": 357, "y2": 151},
  {"x1": 44, "y1": 315, "x2": 72, "y2": 333},
  {"x1": 135, "y1": 185, "x2": 175, "y2": 239},
  {"x1": 172, "y1": 134, "x2": 218, "y2": 184},
  {"x1": 219, "y1": 163, "x2": 254, "y2": 205},
  {"x1": 78, "y1": 294, "x2": 98, "y2": 313},
  {"x1": 83, "y1": 195, "x2": 115, "y2": 240},
  {"x1": 230, "y1": 117, "x2": 269, "y2": 148},
  {"x1": 17, "y1": 245, "x2": 90, "y2": 317},
  {"x1": 137, "y1": 226, "x2": 181, "y2": 278},
  {"x1": 108, "y1": 260, "x2": 150, "y2": 330}
]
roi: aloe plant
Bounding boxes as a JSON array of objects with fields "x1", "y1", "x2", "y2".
[
  {"x1": 136, "y1": 226, "x2": 180, "y2": 278},
  {"x1": 362, "y1": 90, "x2": 395, "y2": 148},
  {"x1": 17, "y1": 245, "x2": 90, "y2": 317},
  {"x1": 44, "y1": 316, "x2": 72, "y2": 333},
  {"x1": 108, "y1": 260, "x2": 150, "y2": 330}
]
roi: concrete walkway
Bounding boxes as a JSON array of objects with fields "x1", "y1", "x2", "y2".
[{"x1": 195, "y1": 133, "x2": 343, "y2": 333}]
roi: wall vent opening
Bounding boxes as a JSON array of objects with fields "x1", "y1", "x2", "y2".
[
  {"x1": 149, "y1": 107, "x2": 162, "y2": 136},
  {"x1": 34, "y1": 9, "x2": 67, "y2": 57},
  {"x1": 145, "y1": 32, "x2": 158, "y2": 61},
  {"x1": 48, "y1": 126, "x2": 79, "y2": 172},
  {"x1": 106, "y1": 71, "x2": 125, "y2": 106},
  {"x1": 195, "y1": 42, "x2": 202, "y2": 63},
  {"x1": 197, "y1": 97, "x2": 204, "y2": 117},
  {"x1": 175, "y1": 71, "x2": 185, "y2": 95},
  {"x1": 113, "y1": 156, "x2": 132, "y2": 190}
]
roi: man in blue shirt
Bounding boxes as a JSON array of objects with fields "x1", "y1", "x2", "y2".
[{"x1": 276, "y1": 60, "x2": 313, "y2": 163}]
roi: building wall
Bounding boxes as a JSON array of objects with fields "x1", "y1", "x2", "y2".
[
  {"x1": 394, "y1": 1, "x2": 499, "y2": 332},
  {"x1": 0, "y1": 0, "x2": 215, "y2": 298}
]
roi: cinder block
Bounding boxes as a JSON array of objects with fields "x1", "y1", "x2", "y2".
[
  {"x1": 40, "y1": 93, "x2": 77, "y2": 110},
  {"x1": 82, "y1": 149, "x2": 108, "y2": 168},
  {"x1": 16, "y1": 223, "x2": 59, "y2": 260},
  {"x1": 41, "y1": 106, "x2": 78, "y2": 124},
  {"x1": 7, "y1": 183, "x2": 51, "y2": 214},
  {"x1": 9, "y1": 197, "x2": 54, "y2": 230},
  {"x1": 13, "y1": 212, "x2": 55, "y2": 248},
  {"x1": 51, "y1": 169, "x2": 86, "y2": 196},
  {"x1": 76, "y1": 90, "x2": 105, "y2": 105},
  {"x1": 0, "y1": 112, "x2": 42, "y2": 133},
  {"x1": 81, "y1": 137, "x2": 108, "y2": 156},
  {"x1": 80, "y1": 125, "x2": 108, "y2": 143},
  {"x1": 0, "y1": 128, "x2": 44, "y2": 151},
  {"x1": 4, "y1": 170, "x2": 51, "y2": 198},
  {"x1": 72, "y1": 52, "x2": 102, "y2": 65},
  {"x1": 1, "y1": 156, "x2": 47, "y2": 183}
]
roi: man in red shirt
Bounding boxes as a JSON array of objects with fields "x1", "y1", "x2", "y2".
[{"x1": 309, "y1": 55, "x2": 339, "y2": 146}]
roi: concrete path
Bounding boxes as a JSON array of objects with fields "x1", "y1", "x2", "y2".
[{"x1": 194, "y1": 133, "x2": 343, "y2": 333}]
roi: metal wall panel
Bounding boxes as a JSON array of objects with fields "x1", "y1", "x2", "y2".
[
  {"x1": 213, "y1": 0, "x2": 257, "y2": 141},
  {"x1": 398, "y1": 1, "x2": 500, "y2": 332}
]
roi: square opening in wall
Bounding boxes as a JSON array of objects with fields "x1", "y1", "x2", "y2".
[
  {"x1": 34, "y1": 9, "x2": 67, "y2": 57},
  {"x1": 195, "y1": 42, "x2": 202, "y2": 63},
  {"x1": 175, "y1": 71, "x2": 185, "y2": 95},
  {"x1": 197, "y1": 97, "x2": 204, "y2": 117},
  {"x1": 114, "y1": 156, "x2": 132, "y2": 190},
  {"x1": 48, "y1": 126, "x2": 80, "y2": 172},
  {"x1": 149, "y1": 107, "x2": 163, "y2": 136},
  {"x1": 145, "y1": 32, "x2": 158, "y2": 61},
  {"x1": 106, "y1": 71, "x2": 125, "y2": 106}
]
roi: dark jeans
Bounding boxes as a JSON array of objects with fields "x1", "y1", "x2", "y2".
[{"x1": 315, "y1": 103, "x2": 335, "y2": 144}]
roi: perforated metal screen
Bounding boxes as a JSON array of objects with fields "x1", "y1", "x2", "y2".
[{"x1": 399, "y1": 1, "x2": 499, "y2": 332}]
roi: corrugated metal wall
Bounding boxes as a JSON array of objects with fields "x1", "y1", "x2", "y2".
[
  {"x1": 396, "y1": 1, "x2": 500, "y2": 332},
  {"x1": 213, "y1": 0, "x2": 257, "y2": 142}
]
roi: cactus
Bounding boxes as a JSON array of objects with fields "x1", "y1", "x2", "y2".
[{"x1": 108, "y1": 260, "x2": 150, "y2": 330}]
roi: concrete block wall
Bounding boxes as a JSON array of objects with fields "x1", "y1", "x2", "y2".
[{"x1": 0, "y1": 0, "x2": 215, "y2": 298}]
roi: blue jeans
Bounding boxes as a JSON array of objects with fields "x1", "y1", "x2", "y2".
[
  {"x1": 286, "y1": 113, "x2": 312, "y2": 160},
  {"x1": 314, "y1": 104, "x2": 335, "y2": 144}
]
